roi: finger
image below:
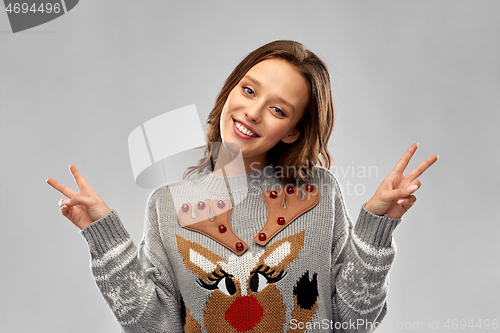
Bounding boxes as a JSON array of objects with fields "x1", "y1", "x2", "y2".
[
  {"x1": 397, "y1": 195, "x2": 417, "y2": 206},
  {"x1": 393, "y1": 142, "x2": 418, "y2": 174},
  {"x1": 409, "y1": 178, "x2": 422, "y2": 190},
  {"x1": 60, "y1": 204, "x2": 70, "y2": 216},
  {"x1": 46, "y1": 178, "x2": 76, "y2": 198},
  {"x1": 407, "y1": 154, "x2": 439, "y2": 180},
  {"x1": 69, "y1": 164, "x2": 90, "y2": 190},
  {"x1": 383, "y1": 183, "x2": 419, "y2": 202},
  {"x1": 65, "y1": 194, "x2": 95, "y2": 208}
]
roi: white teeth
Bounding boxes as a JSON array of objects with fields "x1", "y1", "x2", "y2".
[{"x1": 235, "y1": 121, "x2": 257, "y2": 137}]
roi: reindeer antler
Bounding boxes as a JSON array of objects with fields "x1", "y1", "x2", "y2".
[
  {"x1": 178, "y1": 199, "x2": 249, "y2": 255},
  {"x1": 253, "y1": 184, "x2": 319, "y2": 246}
]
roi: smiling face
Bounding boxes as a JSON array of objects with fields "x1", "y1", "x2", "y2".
[{"x1": 219, "y1": 58, "x2": 310, "y2": 170}]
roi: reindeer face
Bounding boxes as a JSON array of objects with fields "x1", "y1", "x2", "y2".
[{"x1": 177, "y1": 231, "x2": 306, "y2": 333}]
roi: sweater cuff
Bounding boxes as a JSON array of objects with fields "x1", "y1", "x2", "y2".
[
  {"x1": 353, "y1": 203, "x2": 402, "y2": 248},
  {"x1": 81, "y1": 209, "x2": 131, "y2": 257}
]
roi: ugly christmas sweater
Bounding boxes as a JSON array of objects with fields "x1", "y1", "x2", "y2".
[{"x1": 81, "y1": 165, "x2": 401, "y2": 333}]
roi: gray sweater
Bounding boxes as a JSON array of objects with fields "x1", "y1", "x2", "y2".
[{"x1": 81, "y1": 165, "x2": 401, "y2": 333}]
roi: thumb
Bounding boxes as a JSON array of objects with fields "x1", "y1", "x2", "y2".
[
  {"x1": 383, "y1": 184, "x2": 419, "y2": 202},
  {"x1": 60, "y1": 203, "x2": 72, "y2": 218},
  {"x1": 63, "y1": 194, "x2": 95, "y2": 208}
]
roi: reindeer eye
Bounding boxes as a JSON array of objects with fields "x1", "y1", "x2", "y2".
[
  {"x1": 249, "y1": 273, "x2": 269, "y2": 293},
  {"x1": 217, "y1": 276, "x2": 236, "y2": 296}
]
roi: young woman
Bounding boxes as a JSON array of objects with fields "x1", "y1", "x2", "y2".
[{"x1": 47, "y1": 40, "x2": 438, "y2": 332}]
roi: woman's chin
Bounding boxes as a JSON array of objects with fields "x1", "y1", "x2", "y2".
[{"x1": 220, "y1": 140, "x2": 242, "y2": 156}]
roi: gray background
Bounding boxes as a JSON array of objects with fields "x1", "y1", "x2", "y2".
[{"x1": 1, "y1": 1, "x2": 499, "y2": 332}]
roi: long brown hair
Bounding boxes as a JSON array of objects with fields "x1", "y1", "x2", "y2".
[{"x1": 183, "y1": 40, "x2": 335, "y2": 185}]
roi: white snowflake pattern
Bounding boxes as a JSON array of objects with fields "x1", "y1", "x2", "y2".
[
  {"x1": 103, "y1": 285, "x2": 137, "y2": 318},
  {"x1": 129, "y1": 271, "x2": 146, "y2": 288},
  {"x1": 341, "y1": 261, "x2": 355, "y2": 281},
  {"x1": 350, "y1": 277, "x2": 381, "y2": 305}
]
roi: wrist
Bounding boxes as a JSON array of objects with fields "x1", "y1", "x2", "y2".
[
  {"x1": 90, "y1": 206, "x2": 111, "y2": 222},
  {"x1": 355, "y1": 205, "x2": 401, "y2": 247},
  {"x1": 364, "y1": 200, "x2": 384, "y2": 216}
]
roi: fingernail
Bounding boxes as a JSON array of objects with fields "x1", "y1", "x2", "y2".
[
  {"x1": 61, "y1": 199, "x2": 70, "y2": 206},
  {"x1": 397, "y1": 199, "x2": 405, "y2": 205},
  {"x1": 61, "y1": 205, "x2": 67, "y2": 210},
  {"x1": 407, "y1": 185, "x2": 418, "y2": 194}
]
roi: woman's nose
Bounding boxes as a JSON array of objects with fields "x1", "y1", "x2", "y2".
[{"x1": 244, "y1": 104, "x2": 263, "y2": 123}]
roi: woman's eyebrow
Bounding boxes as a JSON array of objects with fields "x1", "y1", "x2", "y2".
[
  {"x1": 243, "y1": 75, "x2": 296, "y2": 114},
  {"x1": 244, "y1": 75, "x2": 261, "y2": 87}
]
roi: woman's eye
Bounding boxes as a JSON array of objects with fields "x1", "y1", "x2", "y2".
[
  {"x1": 244, "y1": 87, "x2": 254, "y2": 96},
  {"x1": 272, "y1": 107, "x2": 284, "y2": 116}
]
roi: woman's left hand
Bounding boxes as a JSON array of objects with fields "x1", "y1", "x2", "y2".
[{"x1": 364, "y1": 143, "x2": 438, "y2": 219}]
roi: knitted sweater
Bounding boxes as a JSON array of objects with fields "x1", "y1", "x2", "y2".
[{"x1": 81, "y1": 165, "x2": 401, "y2": 333}]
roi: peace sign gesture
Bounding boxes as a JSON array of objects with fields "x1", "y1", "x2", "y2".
[
  {"x1": 46, "y1": 165, "x2": 111, "y2": 230},
  {"x1": 364, "y1": 143, "x2": 438, "y2": 219}
]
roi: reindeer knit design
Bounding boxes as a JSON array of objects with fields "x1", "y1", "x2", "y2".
[{"x1": 81, "y1": 165, "x2": 401, "y2": 332}]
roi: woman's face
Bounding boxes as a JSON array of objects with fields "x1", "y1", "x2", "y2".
[{"x1": 219, "y1": 58, "x2": 309, "y2": 169}]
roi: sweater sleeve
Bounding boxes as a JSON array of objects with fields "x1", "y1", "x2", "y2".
[
  {"x1": 81, "y1": 190, "x2": 184, "y2": 333},
  {"x1": 330, "y1": 179, "x2": 401, "y2": 333}
]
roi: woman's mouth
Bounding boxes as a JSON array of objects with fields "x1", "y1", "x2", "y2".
[{"x1": 233, "y1": 120, "x2": 259, "y2": 138}]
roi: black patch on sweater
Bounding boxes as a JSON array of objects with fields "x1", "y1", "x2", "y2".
[
  {"x1": 293, "y1": 271, "x2": 318, "y2": 310},
  {"x1": 180, "y1": 294, "x2": 186, "y2": 326}
]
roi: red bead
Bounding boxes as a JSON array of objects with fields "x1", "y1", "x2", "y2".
[
  {"x1": 197, "y1": 201, "x2": 206, "y2": 209},
  {"x1": 277, "y1": 217, "x2": 285, "y2": 225},
  {"x1": 305, "y1": 184, "x2": 314, "y2": 192},
  {"x1": 286, "y1": 186, "x2": 294, "y2": 194},
  {"x1": 270, "y1": 190, "x2": 278, "y2": 199},
  {"x1": 181, "y1": 204, "x2": 189, "y2": 212},
  {"x1": 218, "y1": 225, "x2": 227, "y2": 233},
  {"x1": 217, "y1": 200, "x2": 225, "y2": 208},
  {"x1": 258, "y1": 233, "x2": 266, "y2": 241},
  {"x1": 235, "y1": 242, "x2": 244, "y2": 251}
]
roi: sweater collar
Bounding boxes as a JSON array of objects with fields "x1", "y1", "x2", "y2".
[{"x1": 194, "y1": 164, "x2": 282, "y2": 196}]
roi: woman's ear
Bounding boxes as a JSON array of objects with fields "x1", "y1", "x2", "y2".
[{"x1": 281, "y1": 128, "x2": 301, "y2": 144}]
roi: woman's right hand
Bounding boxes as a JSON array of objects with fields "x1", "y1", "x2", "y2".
[{"x1": 46, "y1": 165, "x2": 111, "y2": 230}]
